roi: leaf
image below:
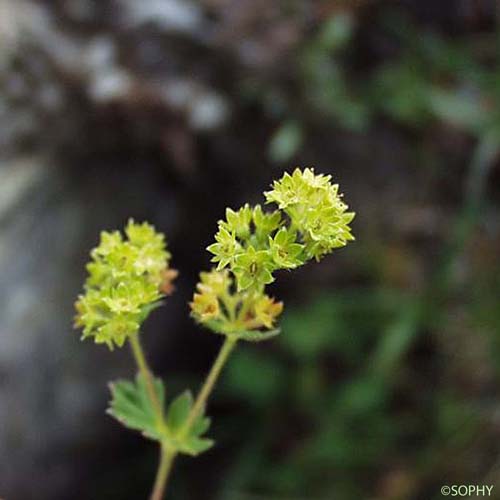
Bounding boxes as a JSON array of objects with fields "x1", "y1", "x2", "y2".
[
  {"x1": 191, "y1": 414, "x2": 211, "y2": 437},
  {"x1": 109, "y1": 376, "x2": 215, "y2": 456},
  {"x1": 180, "y1": 436, "x2": 215, "y2": 456},
  {"x1": 236, "y1": 328, "x2": 281, "y2": 342},
  {"x1": 163, "y1": 393, "x2": 214, "y2": 456},
  {"x1": 107, "y1": 374, "x2": 165, "y2": 441},
  {"x1": 166, "y1": 391, "x2": 193, "y2": 433}
]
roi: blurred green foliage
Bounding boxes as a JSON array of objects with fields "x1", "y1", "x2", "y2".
[
  {"x1": 265, "y1": 10, "x2": 500, "y2": 166},
  {"x1": 218, "y1": 288, "x2": 491, "y2": 499}
]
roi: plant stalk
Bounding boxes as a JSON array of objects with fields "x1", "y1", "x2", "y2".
[
  {"x1": 183, "y1": 336, "x2": 238, "y2": 434},
  {"x1": 129, "y1": 333, "x2": 171, "y2": 499},
  {"x1": 130, "y1": 334, "x2": 237, "y2": 499},
  {"x1": 150, "y1": 445, "x2": 176, "y2": 500},
  {"x1": 129, "y1": 332, "x2": 164, "y2": 423}
]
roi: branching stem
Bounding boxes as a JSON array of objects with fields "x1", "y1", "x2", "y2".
[{"x1": 129, "y1": 333, "x2": 237, "y2": 499}]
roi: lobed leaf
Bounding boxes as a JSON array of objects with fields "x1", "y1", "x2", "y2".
[
  {"x1": 166, "y1": 391, "x2": 193, "y2": 433},
  {"x1": 107, "y1": 374, "x2": 166, "y2": 441}
]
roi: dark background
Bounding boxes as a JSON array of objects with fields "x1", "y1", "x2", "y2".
[{"x1": 1, "y1": 1, "x2": 500, "y2": 499}]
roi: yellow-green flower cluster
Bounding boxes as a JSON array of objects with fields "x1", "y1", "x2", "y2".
[
  {"x1": 194, "y1": 167, "x2": 354, "y2": 338},
  {"x1": 207, "y1": 168, "x2": 355, "y2": 293},
  {"x1": 74, "y1": 220, "x2": 175, "y2": 349},
  {"x1": 190, "y1": 269, "x2": 283, "y2": 336},
  {"x1": 265, "y1": 168, "x2": 355, "y2": 261}
]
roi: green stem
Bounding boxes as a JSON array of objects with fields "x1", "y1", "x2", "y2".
[
  {"x1": 152, "y1": 336, "x2": 237, "y2": 498},
  {"x1": 150, "y1": 445, "x2": 176, "y2": 500},
  {"x1": 130, "y1": 334, "x2": 237, "y2": 499},
  {"x1": 129, "y1": 333, "x2": 171, "y2": 499},
  {"x1": 129, "y1": 332, "x2": 164, "y2": 423},
  {"x1": 221, "y1": 291, "x2": 237, "y2": 322},
  {"x1": 184, "y1": 336, "x2": 238, "y2": 433}
]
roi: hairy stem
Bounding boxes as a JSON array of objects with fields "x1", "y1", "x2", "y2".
[
  {"x1": 150, "y1": 445, "x2": 176, "y2": 500},
  {"x1": 129, "y1": 332, "x2": 164, "y2": 423},
  {"x1": 129, "y1": 333, "x2": 170, "y2": 499}
]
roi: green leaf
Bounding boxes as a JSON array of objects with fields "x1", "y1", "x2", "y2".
[
  {"x1": 175, "y1": 413, "x2": 214, "y2": 455},
  {"x1": 163, "y1": 392, "x2": 214, "y2": 456},
  {"x1": 107, "y1": 374, "x2": 166, "y2": 441},
  {"x1": 166, "y1": 391, "x2": 193, "y2": 433},
  {"x1": 191, "y1": 415, "x2": 211, "y2": 436},
  {"x1": 108, "y1": 375, "x2": 215, "y2": 456},
  {"x1": 180, "y1": 436, "x2": 215, "y2": 456}
]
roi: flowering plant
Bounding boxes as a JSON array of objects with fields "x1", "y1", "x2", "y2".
[{"x1": 74, "y1": 168, "x2": 354, "y2": 499}]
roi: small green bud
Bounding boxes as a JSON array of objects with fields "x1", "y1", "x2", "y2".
[
  {"x1": 252, "y1": 205, "x2": 281, "y2": 240},
  {"x1": 223, "y1": 204, "x2": 253, "y2": 239}
]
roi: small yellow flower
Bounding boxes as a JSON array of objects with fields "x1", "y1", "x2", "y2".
[
  {"x1": 197, "y1": 269, "x2": 232, "y2": 296},
  {"x1": 251, "y1": 295, "x2": 283, "y2": 329},
  {"x1": 190, "y1": 292, "x2": 220, "y2": 322}
]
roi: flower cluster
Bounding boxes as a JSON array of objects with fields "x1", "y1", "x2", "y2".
[
  {"x1": 193, "y1": 168, "x2": 355, "y2": 338},
  {"x1": 74, "y1": 220, "x2": 176, "y2": 349},
  {"x1": 207, "y1": 168, "x2": 354, "y2": 293},
  {"x1": 265, "y1": 168, "x2": 355, "y2": 261},
  {"x1": 190, "y1": 269, "x2": 283, "y2": 337}
]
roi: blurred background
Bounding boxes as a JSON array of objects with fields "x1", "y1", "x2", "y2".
[{"x1": 1, "y1": 0, "x2": 500, "y2": 499}]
